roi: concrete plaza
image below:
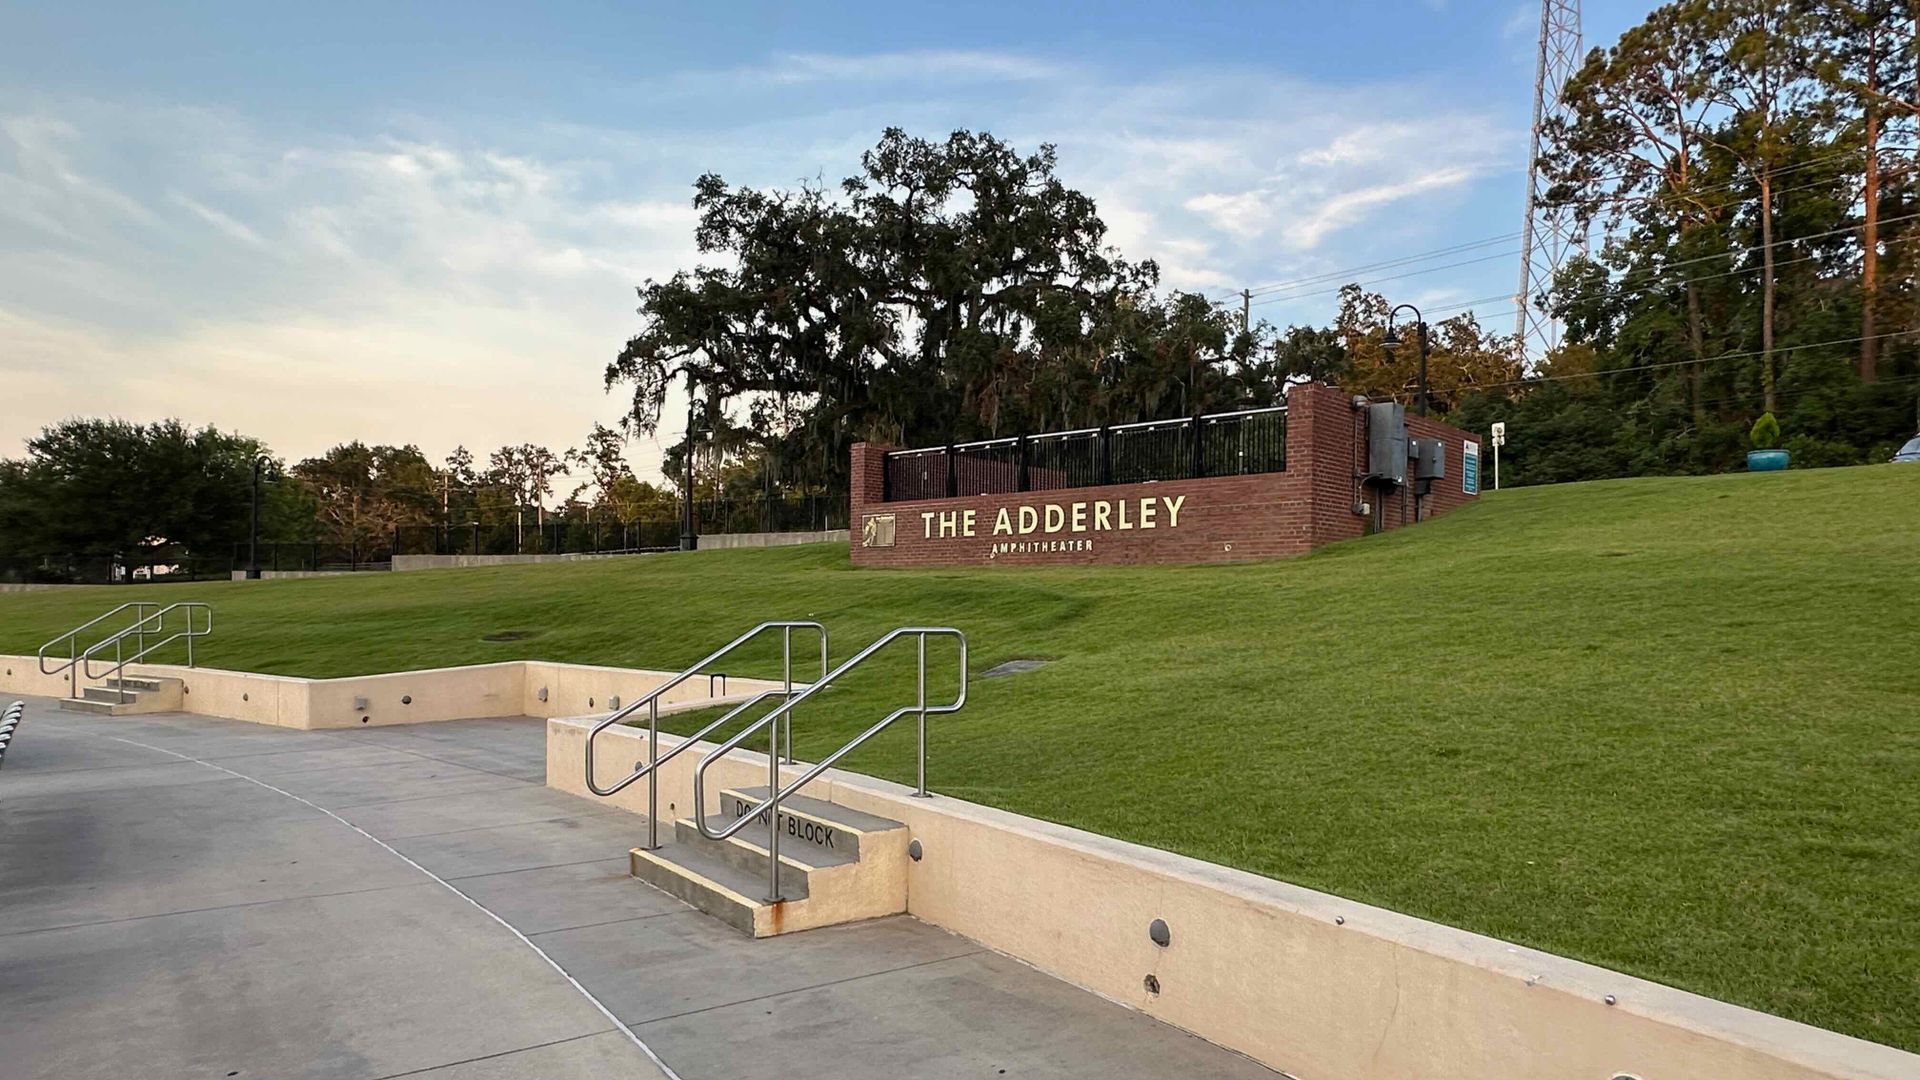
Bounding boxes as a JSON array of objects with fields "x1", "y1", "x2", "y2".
[{"x1": 0, "y1": 697, "x2": 1274, "y2": 1079}]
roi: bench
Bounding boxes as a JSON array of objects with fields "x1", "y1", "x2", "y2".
[{"x1": 0, "y1": 700, "x2": 23, "y2": 770}]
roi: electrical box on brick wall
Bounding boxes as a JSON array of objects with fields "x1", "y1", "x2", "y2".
[
  {"x1": 1367, "y1": 403, "x2": 1408, "y2": 486},
  {"x1": 1412, "y1": 439, "x2": 1446, "y2": 481}
]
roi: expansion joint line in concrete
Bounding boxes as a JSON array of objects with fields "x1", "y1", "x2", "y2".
[{"x1": 104, "y1": 735, "x2": 686, "y2": 1080}]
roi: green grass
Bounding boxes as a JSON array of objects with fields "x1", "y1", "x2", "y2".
[{"x1": 4, "y1": 465, "x2": 1919, "y2": 1049}]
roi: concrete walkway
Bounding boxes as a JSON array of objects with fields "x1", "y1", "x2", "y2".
[{"x1": 0, "y1": 697, "x2": 1275, "y2": 1080}]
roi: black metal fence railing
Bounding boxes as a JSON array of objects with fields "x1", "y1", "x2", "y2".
[
  {"x1": 694, "y1": 494, "x2": 850, "y2": 535},
  {"x1": 2, "y1": 550, "x2": 234, "y2": 585},
  {"x1": 1026, "y1": 428, "x2": 1104, "y2": 491},
  {"x1": 380, "y1": 497, "x2": 850, "y2": 559},
  {"x1": 4, "y1": 497, "x2": 854, "y2": 584},
  {"x1": 880, "y1": 406, "x2": 1286, "y2": 503},
  {"x1": 229, "y1": 542, "x2": 397, "y2": 573},
  {"x1": 884, "y1": 448, "x2": 954, "y2": 502}
]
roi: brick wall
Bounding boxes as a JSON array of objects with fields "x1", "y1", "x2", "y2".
[{"x1": 850, "y1": 383, "x2": 1482, "y2": 569}]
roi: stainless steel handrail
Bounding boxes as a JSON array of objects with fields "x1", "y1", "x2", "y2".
[
  {"x1": 37, "y1": 602, "x2": 180, "y2": 699},
  {"x1": 692, "y1": 627, "x2": 967, "y2": 903},
  {"x1": 584, "y1": 621, "x2": 827, "y2": 852},
  {"x1": 78, "y1": 603, "x2": 214, "y2": 700}
]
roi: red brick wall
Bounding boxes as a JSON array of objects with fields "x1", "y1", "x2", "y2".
[{"x1": 850, "y1": 383, "x2": 1482, "y2": 569}]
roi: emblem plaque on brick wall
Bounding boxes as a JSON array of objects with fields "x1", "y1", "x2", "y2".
[{"x1": 861, "y1": 513, "x2": 897, "y2": 548}]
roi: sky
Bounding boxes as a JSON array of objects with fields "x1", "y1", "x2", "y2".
[{"x1": 0, "y1": 0, "x2": 1651, "y2": 482}]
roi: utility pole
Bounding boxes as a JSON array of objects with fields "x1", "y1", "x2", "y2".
[
  {"x1": 1240, "y1": 289, "x2": 1251, "y2": 334},
  {"x1": 1514, "y1": 0, "x2": 1583, "y2": 363},
  {"x1": 246, "y1": 455, "x2": 268, "y2": 580},
  {"x1": 680, "y1": 368, "x2": 699, "y2": 552}
]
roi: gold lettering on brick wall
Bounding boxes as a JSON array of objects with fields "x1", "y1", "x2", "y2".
[{"x1": 919, "y1": 495, "x2": 1188, "y2": 540}]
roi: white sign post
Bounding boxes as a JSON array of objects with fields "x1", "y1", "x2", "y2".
[{"x1": 1490, "y1": 422, "x2": 1507, "y2": 491}]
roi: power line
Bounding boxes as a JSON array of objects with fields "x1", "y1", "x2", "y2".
[
  {"x1": 1248, "y1": 208, "x2": 1918, "y2": 319},
  {"x1": 1247, "y1": 249, "x2": 1521, "y2": 310},
  {"x1": 1225, "y1": 234, "x2": 1522, "y2": 302},
  {"x1": 1574, "y1": 209, "x2": 1920, "y2": 297},
  {"x1": 1482, "y1": 328, "x2": 1920, "y2": 391},
  {"x1": 1210, "y1": 149, "x2": 1915, "y2": 314},
  {"x1": 1576, "y1": 147, "x2": 1896, "y2": 209}
]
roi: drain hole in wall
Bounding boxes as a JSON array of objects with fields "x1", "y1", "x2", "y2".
[
  {"x1": 360, "y1": 716, "x2": 370, "y2": 723},
  {"x1": 242, "y1": 693, "x2": 249, "y2": 702},
  {"x1": 401, "y1": 695, "x2": 412, "y2": 705},
  {"x1": 1143, "y1": 974, "x2": 1160, "y2": 995}
]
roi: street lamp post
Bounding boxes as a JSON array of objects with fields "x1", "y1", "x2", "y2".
[
  {"x1": 247, "y1": 455, "x2": 269, "y2": 580},
  {"x1": 680, "y1": 368, "x2": 705, "y2": 552},
  {"x1": 1381, "y1": 304, "x2": 1431, "y2": 417}
]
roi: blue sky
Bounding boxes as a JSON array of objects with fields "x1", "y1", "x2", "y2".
[{"x1": 0, "y1": 1, "x2": 1650, "y2": 478}]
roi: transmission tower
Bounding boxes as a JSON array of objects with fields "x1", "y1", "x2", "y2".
[{"x1": 1514, "y1": 0, "x2": 1583, "y2": 361}]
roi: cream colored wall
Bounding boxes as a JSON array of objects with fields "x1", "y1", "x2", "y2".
[
  {"x1": 0, "y1": 655, "x2": 787, "y2": 732},
  {"x1": 520, "y1": 661, "x2": 785, "y2": 720},
  {"x1": 305, "y1": 662, "x2": 526, "y2": 728},
  {"x1": 0, "y1": 656, "x2": 89, "y2": 698},
  {"x1": 547, "y1": 712, "x2": 782, "y2": 827},
  {"x1": 547, "y1": 717, "x2": 1919, "y2": 1080}
]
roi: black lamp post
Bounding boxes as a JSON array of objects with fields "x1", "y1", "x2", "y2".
[
  {"x1": 1381, "y1": 304, "x2": 1431, "y2": 417},
  {"x1": 246, "y1": 455, "x2": 270, "y2": 579},
  {"x1": 680, "y1": 368, "x2": 710, "y2": 552}
]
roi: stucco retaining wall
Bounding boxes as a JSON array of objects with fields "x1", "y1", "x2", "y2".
[
  {"x1": 547, "y1": 717, "x2": 1919, "y2": 1080},
  {"x1": 696, "y1": 530, "x2": 847, "y2": 549},
  {"x1": 391, "y1": 552, "x2": 654, "y2": 572},
  {"x1": 0, "y1": 655, "x2": 784, "y2": 730}
]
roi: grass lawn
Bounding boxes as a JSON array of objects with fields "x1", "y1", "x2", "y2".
[{"x1": 4, "y1": 464, "x2": 1918, "y2": 1050}]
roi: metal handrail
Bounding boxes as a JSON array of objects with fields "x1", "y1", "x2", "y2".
[
  {"x1": 584, "y1": 620, "x2": 827, "y2": 851},
  {"x1": 37, "y1": 602, "x2": 199, "y2": 699},
  {"x1": 78, "y1": 603, "x2": 214, "y2": 700},
  {"x1": 38, "y1": 602, "x2": 160, "y2": 674},
  {"x1": 693, "y1": 627, "x2": 967, "y2": 902}
]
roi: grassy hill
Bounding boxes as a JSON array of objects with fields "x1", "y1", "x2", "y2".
[{"x1": 4, "y1": 464, "x2": 1918, "y2": 1050}]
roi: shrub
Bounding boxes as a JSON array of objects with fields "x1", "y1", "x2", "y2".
[
  {"x1": 1749, "y1": 412, "x2": 1783, "y2": 451},
  {"x1": 1782, "y1": 434, "x2": 1866, "y2": 469}
]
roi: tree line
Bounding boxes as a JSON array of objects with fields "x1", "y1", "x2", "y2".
[
  {"x1": 0, "y1": 419, "x2": 696, "y2": 579},
  {"x1": 612, "y1": 1, "x2": 1918, "y2": 492}
]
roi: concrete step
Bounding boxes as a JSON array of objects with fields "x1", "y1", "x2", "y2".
[
  {"x1": 672, "y1": 813, "x2": 854, "y2": 882},
  {"x1": 59, "y1": 698, "x2": 122, "y2": 716},
  {"x1": 625, "y1": 789, "x2": 911, "y2": 938},
  {"x1": 716, "y1": 787, "x2": 906, "y2": 862},
  {"x1": 630, "y1": 842, "x2": 812, "y2": 936},
  {"x1": 67, "y1": 676, "x2": 183, "y2": 715},
  {"x1": 83, "y1": 686, "x2": 141, "y2": 705}
]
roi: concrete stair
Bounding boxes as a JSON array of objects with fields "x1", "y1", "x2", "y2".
[
  {"x1": 58, "y1": 676, "x2": 184, "y2": 716},
  {"x1": 630, "y1": 787, "x2": 909, "y2": 937}
]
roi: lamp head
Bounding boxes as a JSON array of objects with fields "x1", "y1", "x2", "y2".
[{"x1": 1381, "y1": 325, "x2": 1402, "y2": 353}]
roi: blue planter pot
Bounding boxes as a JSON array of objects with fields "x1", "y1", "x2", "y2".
[{"x1": 1747, "y1": 449, "x2": 1790, "y2": 472}]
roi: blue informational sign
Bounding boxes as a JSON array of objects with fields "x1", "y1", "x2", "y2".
[{"x1": 1463, "y1": 440, "x2": 1480, "y2": 495}]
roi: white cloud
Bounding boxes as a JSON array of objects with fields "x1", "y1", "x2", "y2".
[
  {"x1": 0, "y1": 105, "x2": 703, "y2": 478},
  {"x1": 771, "y1": 50, "x2": 1066, "y2": 85},
  {"x1": 1282, "y1": 165, "x2": 1482, "y2": 249},
  {"x1": 1503, "y1": 4, "x2": 1540, "y2": 42},
  {"x1": 0, "y1": 53, "x2": 1519, "y2": 469},
  {"x1": 169, "y1": 191, "x2": 267, "y2": 248}
]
